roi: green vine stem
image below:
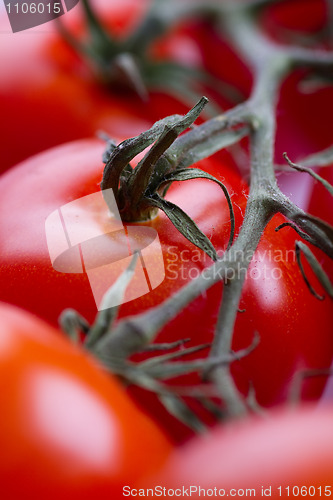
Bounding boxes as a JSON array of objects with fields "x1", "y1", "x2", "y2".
[{"x1": 62, "y1": 0, "x2": 333, "y2": 427}]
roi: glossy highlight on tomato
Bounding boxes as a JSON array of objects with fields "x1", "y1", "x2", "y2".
[{"x1": 0, "y1": 302, "x2": 171, "y2": 500}]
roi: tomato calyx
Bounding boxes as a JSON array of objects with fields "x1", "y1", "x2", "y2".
[
  {"x1": 59, "y1": 0, "x2": 220, "y2": 101},
  {"x1": 100, "y1": 97, "x2": 235, "y2": 261},
  {"x1": 59, "y1": 0, "x2": 147, "y2": 98}
]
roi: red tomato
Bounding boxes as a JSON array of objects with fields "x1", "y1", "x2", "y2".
[
  {"x1": 256, "y1": 0, "x2": 331, "y2": 210},
  {"x1": 0, "y1": 138, "x2": 245, "y2": 330},
  {"x1": 180, "y1": 21, "x2": 253, "y2": 100},
  {"x1": 0, "y1": 0, "x2": 217, "y2": 172},
  {"x1": 276, "y1": 73, "x2": 333, "y2": 165},
  {"x1": 0, "y1": 302, "x2": 171, "y2": 500},
  {"x1": 150, "y1": 18, "x2": 251, "y2": 109},
  {"x1": 0, "y1": 0, "x2": 149, "y2": 171},
  {"x1": 0, "y1": 139, "x2": 332, "y2": 443},
  {"x1": 262, "y1": 0, "x2": 327, "y2": 42},
  {"x1": 275, "y1": 74, "x2": 333, "y2": 281},
  {"x1": 272, "y1": 71, "x2": 333, "y2": 211},
  {"x1": 234, "y1": 215, "x2": 333, "y2": 407},
  {"x1": 153, "y1": 405, "x2": 333, "y2": 497}
]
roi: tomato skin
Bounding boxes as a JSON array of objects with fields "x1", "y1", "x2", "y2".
[
  {"x1": 0, "y1": 302, "x2": 171, "y2": 500},
  {"x1": 153, "y1": 405, "x2": 333, "y2": 496}
]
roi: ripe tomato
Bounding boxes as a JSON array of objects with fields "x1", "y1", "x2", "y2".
[
  {"x1": 0, "y1": 0, "x2": 218, "y2": 172},
  {"x1": 153, "y1": 405, "x2": 333, "y2": 497},
  {"x1": 275, "y1": 74, "x2": 333, "y2": 284},
  {"x1": 262, "y1": 0, "x2": 327, "y2": 42},
  {"x1": 0, "y1": 137, "x2": 245, "y2": 330},
  {"x1": 0, "y1": 0, "x2": 149, "y2": 171},
  {"x1": 234, "y1": 216, "x2": 333, "y2": 407},
  {"x1": 0, "y1": 138, "x2": 332, "y2": 443},
  {"x1": 255, "y1": 0, "x2": 331, "y2": 210},
  {"x1": 0, "y1": 301, "x2": 171, "y2": 500}
]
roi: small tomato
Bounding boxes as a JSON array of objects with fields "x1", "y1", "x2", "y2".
[{"x1": 0, "y1": 302, "x2": 171, "y2": 500}]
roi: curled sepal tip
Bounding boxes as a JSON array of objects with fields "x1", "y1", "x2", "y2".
[
  {"x1": 283, "y1": 152, "x2": 333, "y2": 197},
  {"x1": 295, "y1": 241, "x2": 333, "y2": 300}
]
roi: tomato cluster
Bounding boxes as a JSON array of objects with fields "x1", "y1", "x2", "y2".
[{"x1": 0, "y1": 0, "x2": 333, "y2": 496}]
